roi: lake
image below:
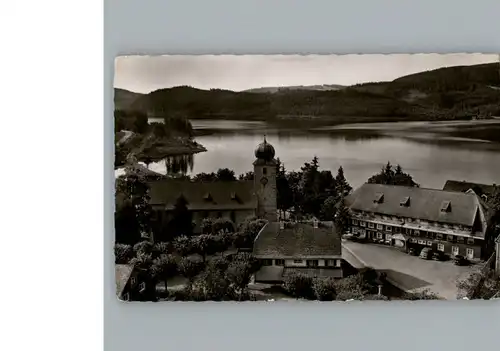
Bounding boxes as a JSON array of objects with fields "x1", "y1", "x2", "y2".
[{"x1": 125, "y1": 118, "x2": 500, "y2": 189}]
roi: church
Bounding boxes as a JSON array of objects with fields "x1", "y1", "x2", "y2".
[{"x1": 148, "y1": 136, "x2": 278, "y2": 235}]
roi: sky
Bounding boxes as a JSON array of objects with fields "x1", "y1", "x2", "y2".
[{"x1": 114, "y1": 54, "x2": 499, "y2": 94}]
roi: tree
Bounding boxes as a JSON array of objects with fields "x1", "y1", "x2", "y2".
[
  {"x1": 333, "y1": 274, "x2": 366, "y2": 301},
  {"x1": 367, "y1": 162, "x2": 419, "y2": 187},
  {"x1": 133, "y1": 240, "x2": 154, "y2": 256},
  {"x1": 216, "y1": 168, "x2": 236, "y2": 181},
  {"x1": 115, "y1": 171, "x2": 154, "y2": 243},
  {"x1": 173, "y1": 235, "x2": 193, "y2": 256},
  {"x1": 276, "y1": 159, "x2": 293, "y2": 219},
  {"x1": 177, "y1": 257, "x2": 204, "y2": 282},
  {"x1": 283, "y1": 273, "x2": 314, "y2": 299},
  {"x1": 167, "y1": 195, "x2": 193, "y2": 238},
  {"x1": 114, "y1": 243, "x2": 133, "y2": 264},
  {"x1": 152, "y1": 254, "x2": 178, "y2": 292},
  {"x1": 226, "y1": 260, "x2": 255, "y2": 300},
  {"x1": 298, "y1": 157, "x2": 322, "y2": 216},
  {"x1": 320, "y1": 196, "x2": 337, "y2": 221},
  {"x1": 152, "y1": 242, "x2": 170, "y2": 258},
  {"x1": 313, "y1": 278, "x2": 337, "y2": 301},
  {"x1": 335, "y1": 195, "x2": 350, "y2": 235},
  {"x1": 212, "y1": 218, "x2": 235, "y2": 234},
  {"x1": 335, "y1": 166, "x2": 352, "y2": 197},
  {"x1": 234, "y1": 217, "x2": 268, "y2": 249},
  {"x1": 192, "y1": 172, "x2": 217, "y2": 182},
  {"x1": 238, "y1": 171, "x2": 254, "y2": 180},
  {"x1": 456, "y1": 267, "x2": 500, "y2": 300}
]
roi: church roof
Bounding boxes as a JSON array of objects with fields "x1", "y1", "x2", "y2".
[
  {"x1": 253, "y1": 221, "x2": 342, "y2": 258},
  {"x1": 148, "y1": 180, "x2": 256, "y2": 211}
]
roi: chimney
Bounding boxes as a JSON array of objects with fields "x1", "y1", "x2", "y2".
[{"x1": 279, "y1": 221, "x2": 285, "y2": 230}]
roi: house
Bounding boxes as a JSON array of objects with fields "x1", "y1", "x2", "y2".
[
  {"x1": 147, "y1": 136, "x2": 278, "y2": 235},
  {"x1": 345, "y1": 183, "x2": 492, "y2": 261},
  {"x1": 443, "y1": 180, "x2": 497, "y2": 202},
  {"x1": 115, "y1": 264, "x2": 145, "y2": 301},
  {"x1": 253, "y1": 219, "x2": 343, "y2": 283}
]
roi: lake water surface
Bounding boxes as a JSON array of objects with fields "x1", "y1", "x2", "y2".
[{"x1": 131, "y1": 119, "x2": 500, "y2": 189}]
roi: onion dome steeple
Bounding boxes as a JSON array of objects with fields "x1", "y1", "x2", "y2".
[{"x1": 254, "y1": 135, "x2": 275, "y2": 161}]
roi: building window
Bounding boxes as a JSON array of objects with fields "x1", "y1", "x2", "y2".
[
  {"x1": 386, "y1": 234, "x2": 392, "y2": 240},
  {"x1": 262, "y1": 259, "x2": 273, "y2": 266},
  {"x1": 457, "y1": 236, "x2": 464, "y2": 243},
  {"x1": 275, "y1": 259, "x2": 284, "y2": 266},
  {"x1": 405, "y1": 228, "x2": 411, "y2": 235},
  {"x1": 376, "y1": 224, "x2": 383, "y2": 230},
  {"x1": 307, "y1": 260, "x2": 319, "y2": 267},
  {"x1": 437, "y1": 244, "x2": 445, "y2": 252},
  {"x1": 336, "y1": 260, "x2": 342, "y2": 267},
  {"x1": 414, "y1": 230, "x2": 420, "y2": 236},
  {"x1": 122, "y1": 293, "x2": 129, "y2": 301},
  {"x1": 466, "y1": 248, "x2": 474, "y2": 259},
  {"x1": 427, "y1": 241, "x2": 432, "y2": 246},
  {"x1": 452, "y1": 246, "x2": 459, "y2": 256},
  {"x1": 352, "y1": 219, "x2": 358, "y2": 225},
  {"x1": 436, "y1": 234, "x2": 443, "y2": 240},
  {"x1": 447, "y1": 235, "x2": 454, "y2": 242},
  {"x1": 394, "y1": 226, "x2": 401, "y2": 233},
  {"x1": 385, "y1": 225, "x2": 392, "y2": 232},
  {"x1": 130, "y1": 277, "x2": 136, "y2": 286},
  {"x1": 368, "y1": 222, "x2": 375, "y2": 229},
  {"x1": 360, "y1": 221, "x2": 366, "y2": 227},
  {"x1": 377, "y1": 232, "x2": 383, "y2": 239},
  {"x1": 324, "y1": 259, "x2": 334, "y2": 267},
  {"x1": 467, "y1": 238, "x2": 474, "y2": 245},
  {"x1": 263, "y1": 167, "x2": 267, "y2": 175},
  {"x1": 293, "y1": 259, "x2": 302, "y2": 264}
]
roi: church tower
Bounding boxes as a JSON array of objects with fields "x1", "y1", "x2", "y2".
[{"x1": 253, "y1": 136, "x2": 278, "y2": 222}]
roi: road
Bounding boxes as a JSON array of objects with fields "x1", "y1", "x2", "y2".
[{"x1": 342, "y1": 240, "x2": 475, "y2": 300}]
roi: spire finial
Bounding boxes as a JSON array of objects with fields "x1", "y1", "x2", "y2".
[{"x1": 263, "y1": 134, "x2": 267, "y2": 143}]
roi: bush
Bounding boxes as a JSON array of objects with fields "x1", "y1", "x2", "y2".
[
  {"x1": 283, "y1": 273, "x2": 314, "y2": 299},
  {"x1": 114, "y1": 243, "x2": 133, "y2": 264},
  {"x1": 178, "y1": 257, "x2": 205, "y2": 281},
  {"x1": 313, "y1": 278, "x2": 337, "y2": 301},
  {"x1": 403, "y1": 289, "x2": 440, "y2": 300}
]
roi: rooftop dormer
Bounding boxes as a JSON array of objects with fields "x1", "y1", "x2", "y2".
[
  {"x1": 400, "y1": 196, "x2": 410, "y2": 207},
  {"x1": 440, "y1": 200, "x2": 451, "y2": 212},
  {"x1": 374, "y1": 192, "x2": 384, "y2": 204}
]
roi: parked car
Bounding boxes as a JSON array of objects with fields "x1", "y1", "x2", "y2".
[
  {"x1": 419, "y1": 248, "x2": 433, "y2": 260},
  {"x1": 432, "y1": 251, "x2": 447, "y2": 261},
  {"x1": 453, "y1": 255, "x2": 469, "y2": 266},
  {"x1": 408, "y1": 248, "x2": 418, "y2": 256}
]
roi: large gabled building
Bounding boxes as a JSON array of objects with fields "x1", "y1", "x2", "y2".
[
  {"x1": 345, "y1": 183, "x2": 492, "y2": 261},
  {"x1": 147, "y1": 137, "x2": 279, "y2": 235},
  {"x1": 253, "y1": 220, "x2": 343, "y2": 283}
]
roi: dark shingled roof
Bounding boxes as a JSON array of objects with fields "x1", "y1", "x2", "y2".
[
  {"x1": 148, "y1": 180, "x2": 256, "y2": 210},
  {"x1": 253, "y1": 221, "x2": 342, "y2": 258},
  {"x1": 443, "y1": 180, "x2": 497, "y2": 197},
  {"x1": 115, "y1": 264, "x2": 134, "y2": 297},
  {"x1": 345, "y1": 183, "x2": 483, "y2": 227}
]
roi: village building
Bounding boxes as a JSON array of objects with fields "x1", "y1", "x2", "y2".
[
  {"x1": 443, "y1": 179, "x2": 497, "y2": 202},
  {"x1": 345, "y1": 183, "x2": 493, "y2": 261},
  {"x1": 147, "y1": 136, "x2": 278, "y2": 235},
  {"x1": 253, "y1": 219, "x2": 343, "y2": 283},
  {"x1": 115, "y1": 264, "x2": 145, "y2": 301}
]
